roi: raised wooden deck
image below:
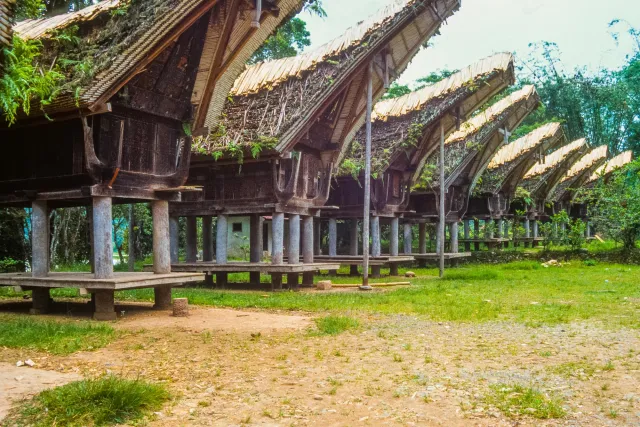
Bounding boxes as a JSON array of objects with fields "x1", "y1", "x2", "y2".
[
  {"x1": 0, "y1": 272, "x2": 204, "y2": 290},
  {"x1": 165, "y1": 262, "x2": 341, "y2": 274},
  {"x1": 413, "y1": 252, "x2": 472, "y2": 260},
  {"x1": 311, "y1": 255, "x2": 414, "y2": 266}
]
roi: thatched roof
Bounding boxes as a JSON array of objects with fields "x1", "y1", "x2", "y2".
[
  {"x1": 488, "y1": 122, "x2": 561, "y2": 169},
  {"x1": 10, "y1": 0, "x2": 301, "y2": 120},
  {"x1": 337, "y1": 52, "x2": 515, "y2": 177},
  {"x1": 371, "y1": 52, "x2": 514, "y2": 121},
  {"x1": 563, "y1": 145, "x2": 608, "y2": 180},
  {"x1": 587, "y1": 150, "x2": 634, "y2": 183},
  {"x1": 0, "y1": 0, "x2": 15, "y2": 50},
  {"x1": 196, "y1": 0, "x2": 461, "y2": 159},
  {"x1": 523, "y1": 138, "x2": 587, "y2": 179}
]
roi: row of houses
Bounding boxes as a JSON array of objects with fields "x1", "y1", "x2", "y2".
[{"x1": 0, "y1": 0, "x2": 632, "y2": 319}]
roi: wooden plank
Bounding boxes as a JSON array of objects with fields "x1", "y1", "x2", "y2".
[
  {"x1": 0, "y1": 272, "x2": 204, "y2": 290},
  {"x1": 165, "y1": 262, "x2": 341, "y2": 274}
]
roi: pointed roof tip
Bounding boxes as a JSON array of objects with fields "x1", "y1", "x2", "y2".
[
  {"x1": 231, "y1": 0, "x2": 459, "y2": 96},
  {"x1": 588, "y1": 150, "x2": 634, "y2": 182},
  {"x1": 372, "y1": 52, "x2": 515, "y2": 121},
  {"x1": 488, "y1": 122, "x2": 563, "y2": 169},
  {"x1": 563, "y1": 145, "x2": 608, "y2": 180},
  {"x1": 445, "y1": 84, "x2": 538, "y2": 145},
  {"x1": 523, "y1": 138, "x2": 587, "y2": 179}
]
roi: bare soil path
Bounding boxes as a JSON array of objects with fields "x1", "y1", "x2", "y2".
[{"x1": 1, "y1": 308, "x2": 639, "y2": 426}]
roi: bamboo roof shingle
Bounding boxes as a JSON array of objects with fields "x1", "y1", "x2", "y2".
[
  {"x1": 563, "y1": 145, "x2": 608, "y2": 180},
  {"x1": 523, "y1": 138, "x2": 587, "y2": 179},
  {"x1": 0, "y1": 0, "x2": 15, "y2": 49},
  {"x1": 9, "y1": 0, "x2": 301, "y2": 121},
  {"x1": 551, "y1": 145, "x2": 608, "y2": 202},
  {"x1": 371, "y1": 52, "x2": 514, "y2": 121},
  {"x1": 488, "y1": 122, "x2": 562, "y2": 169},
  {"x1": 587, "y1": 150, "x2": 633, "y2": 183}
]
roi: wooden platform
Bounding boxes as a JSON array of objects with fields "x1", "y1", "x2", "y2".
[
  {"x1": 413, "y1": 252, "x2": 472, "y2": 260},
  {"x1": 311, "y1": 255, "x2": 414, "y2": 266},
  {"x1": 0, "y1": 272, "x2": 204, "y2": 290},
  {"x1": 459, "y1": 238, "x2": 510, "y2": 243},
  {"x1": 164, "y1": 262, "x2": 341, "y2": 274}
]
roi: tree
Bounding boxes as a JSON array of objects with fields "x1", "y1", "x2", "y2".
[
  {"x1": 577, "y1": 160, "x2": 640, "y2": 252},
  {"x1": 381, "y1": 69, "x2": 457, "y2": 100},
  {"x1": 16, "y1": 0, "x2": 101, "y2": 20},
  {"x1": 249, "y1": 0, "x2": 326, "y2": 63}
]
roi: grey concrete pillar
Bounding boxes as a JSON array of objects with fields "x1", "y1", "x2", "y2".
[
  {"x1": 216, "y1": 215, "x2": 228, "y2": 264},
  {"x1": 31, "y1": 201, "x2": 49, "y2": 277},
  {"x1": 349, "y1": 219, "x2": 359, "y2": 256},
  {"x1": 436, "y1": 221, "x2": 443, "y2": 254},
  {"x1": 486, "y1": 219, "x2": 495, "y2": 239},
  {"x1": 30, "y1": 288, "x2": 51, "y2": 315},
  {"x1": 496, "y1": 218, "x2": 503, "y2": 238},
  {"x1": 202, "y1": 216, "x2": 213, "y2": 262},
  {"x1": 128, "y1": 204, "x2": 135, "y2": 272},
  {"x1": 152, "y1": 200, "x2": 171, "y2": 274},
  {"x1": 524, "y1": 219, "x2": 531, "y2": 238},
  {"x1": 403, "y1": 223, "x2": 412, "y2": 254},
  {"x1": 153, "y1": 286, "x2": 172, "y2": 310},
  {"x1": 390, "y1": 217, "x2": 399, "y2": 256},
  {"x1": 93, "y1": 197, "x2": 114, "y2": 280},
  {"x1": 371, "y1": 216, "x2": 381, "y2": 278},
  {"x1": 474, "y1": 218, "x2": 481, "y2": 251},
  {"x1": 418, "y1": 223, "x2": 427, "y2": 254},
  {"x1": 302, "y1": 216, "x2": 314, "y2": 286},
  {"x1": 169, "y1": 216, "x2": 179, "y2": 264},
  {"x1": 533, "y1": 220, "x2": 539, "y2": 238},
  {"x1": 586, "y1": 221, "x2": 591, "y2": 238},
  {"x1": 272, "y1": 213, "x2": 284, "y2": 265},
  {"x1": 93, "y1": 289, "x2": 116, "y2": 321},
  {"x1": 328, "y1": 218, "x2": 337, "y2": 257},
  {"x1": 250, "y1": 214, "x2": 262, "y2": 285},
  {"x1": 450, "y1": 221, "x2": 459, "y2": 253},
  {"x1": 287, "y1": 214, "x2": 300, "y2": 288},
  {"x1": 186, "y1": 216, "x2": 197, "y2": 263}
]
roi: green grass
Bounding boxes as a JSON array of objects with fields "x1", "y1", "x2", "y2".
[
  {"x1": 484, "y1": 383, "x2": 566, "y2": 419},
  {"x1": 0, "y1": 315, "x2": 115, "y2": 355},
  {"x1": 2, "y1": 261, "x2": 640, "y2": 328},
  {"x1": 3, "y1": 376, "x2": 169, "y2": 427},
  {"x1": 312, "y1": 315, "x2": 359, "y2": 335}
]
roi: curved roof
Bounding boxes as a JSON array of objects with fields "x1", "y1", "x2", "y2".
[
  {"x1": 488, "y1": 122, "x2": 561, "y2": 169},
  {"x1": 562, "y1": 145, "x2": 608, "y2": 180},
  {"x1": 371, "y1": 52, "x2": 514, "y2": 121},
  {"x1": 523, "y1": 138, "x2": 587, "y2": 178},
  {"x1": 587, "y1": 150, "x2": 634, "y2": 183}
]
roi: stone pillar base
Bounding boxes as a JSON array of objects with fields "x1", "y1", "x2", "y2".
[
  {"x1": 153, "y1": 286, "x2": 172, "y2": 310},
  {"x1": 302, "y1": 272, "x2": 314, "y2": 287},
  {"x1": 93, "y1": 290, "x2": 116, "y2": 321},
  {"x1": 216, "y1": 272, "x2": 228, "y2": 289},
  {"x1": 30, "y1": 288, "x2": 51, "y2": 315},
  {"x1": 287, "y1": 273, "x2": 299, "y2": 289},
  {"x1": 271, "y1": 273, "x2": 283, "y2": 291},
  {"x1": 249, "y1": 272, "x2": 260, "y2": 285},
  {"x1": 389, "y1": 264, "x2": 399, "y2": 276}
]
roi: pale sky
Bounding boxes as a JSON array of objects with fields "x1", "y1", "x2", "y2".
[{"x1": 304, "y1": 0, "x2": 640, "y2": 87}]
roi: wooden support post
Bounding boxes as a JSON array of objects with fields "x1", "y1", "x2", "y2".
[
  {"x1": 371, "y1": 216, "x2": 381, "y2": 278},
  {"x1": 314, "y1": 220, "x2": 321, "y2": 256},
  {"x1": 474, "y1": 218, "x2": 480, "y2": 251},
  {"x1": 288, "y1": 214, "x2": 300, "y2": 288},
  {"x1": 30, "y1": 288, "x2": 51, "y2": 315},
  {"x1": 328, "y1": 218, "x2": 337, "y2": 275},
  {"x1": 403, "y1": 223, "x2": 412, "y2": 254},
  {"x1": 302, "y1": 216, "x2": 314, "y2": 286},
  {"x1": 450, "y1": 221, "x2": 459, "y2": 253},
  {"x1": 438, "y1": 123, "x2": 445, "y2": 278},
  {"x1": 585, "y1": 220, "x2": 591, "y2": 238},
  {"x1": 250, "y1": 214, "x2": 262, "y2": 285},
  {"x1": 496, "y1": 218, "x2": 503, "y2": 238},
  {"x1": 170, "y1": 216, "x2": 179, "y2": 264},
  {"x1": 464, "y1": 220, "x2": 471, "y2": 251},
  {"x1": 417, "y1": 222, "x2": 427, "y2": 268},
  {"x1": 532, "y1": 219, "x2": 539, "y2": 247},
  {"x1": 486, "y1": 219, "x2": 495, "y2": 239},
  {"x1": 152, "y1": 200, "x2": 172, "y2": 305},
  {"x1": 362, "y1": 60, "x2": 373, "y2": 289},
  {"x1": 216, "y1": 214, "x2": 228, "y2": 288},
  {"x1": 128, "y1": 204, "x2": 135, "y2": 272},
  {"x1": 31, "y1": 201, "x2": 49, "y2": 278},
  {"x1": 186, "y1": 216, "x2": 197, "y2": 263},
  {"x1": 349, "y1": 219, "x2": 359, "y2": 276},
  {"x1": 272, "y1": 213, "x2": 284, "y2": 265},
  {"x1": 202, "y1": 215, "x2": 214, "y2": 286},
  {"x1": 153, "y1": 286, "x2": 172, "y2": 310},
  {"x1": 390, "y1": 217, "x2": 399, "y2": 256},
  {"x1": 93, "y1": 197, "x2": 113, "y2": 279},
  {"x1": 93, "y1": 289, "x2": 116, "y2": 321}
]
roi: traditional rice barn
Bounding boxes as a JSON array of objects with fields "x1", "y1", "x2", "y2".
[
  {"x1": 0, "y1": 0, "x2": 303, "y2": 319},
  {"x1": 585, "y1": 150, "x2": 633, "y2": 185},
  {"x1": 515, "y1": 138, "x2": 588, "y2": 225},
  {"x1": 550, "y1": 145, "x2": 608, "y2": 217},
  {"x1": 464, "y1": 122, "x2": 566, "y2": 248},
  {"x1": 171, "y1": 0, "x2": 462, "y2": 286},
  {"x1": 324, "y1": 53, "x2": 515, "y2": 272},
  {"x1": 409, "y1": 85, "x2": 540, "y2": 253}
]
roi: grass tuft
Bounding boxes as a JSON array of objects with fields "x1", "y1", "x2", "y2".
[
  {"x1": 484, "y1": 383, "x2": 566, "y2": 419},
  {"x1": 312, "y1": 315, "x2": 359, "y2": 336},
  {"x1": 0, "y1": 315, "x2": 115, "y2": 355},
  {"x1": 3, "y1": 376, "x2": 169, "y2": 427}
]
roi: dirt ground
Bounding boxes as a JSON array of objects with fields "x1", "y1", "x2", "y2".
[{"x1": 1, "y1": 305, "x2": 639, "y2": 426}]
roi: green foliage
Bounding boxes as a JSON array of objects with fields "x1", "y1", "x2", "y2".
[
  {"x1": 312, "y1": 315, "x2": 359, "y2": 335},
  {"x1": 484, "y1": 383, "x2": 566, "y2": 419},
  {"x1": 567, "y1": 218, "x2": 586, "y2": 251},
  {"x1": 0, "y1": 315, "x2": 115, "y2": 355},
  {"x1": 513, "y1": 187, "x2": 532, "y2": 206},
  {"x1": 4, "y1": 376, "x2": 169, "y2": 426},
  {"x1": 381, "y1": 69, "x2": 457, "y2": 100},
  {"x1": 381, "y1": 82, "x2": 411, "y2": 100},
  {"x1": 578, "y1": 160, "x2": 640, "y2": 251},
  {"x1": 1, "y1": 35, "x2": 65, "y2": 124}
]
